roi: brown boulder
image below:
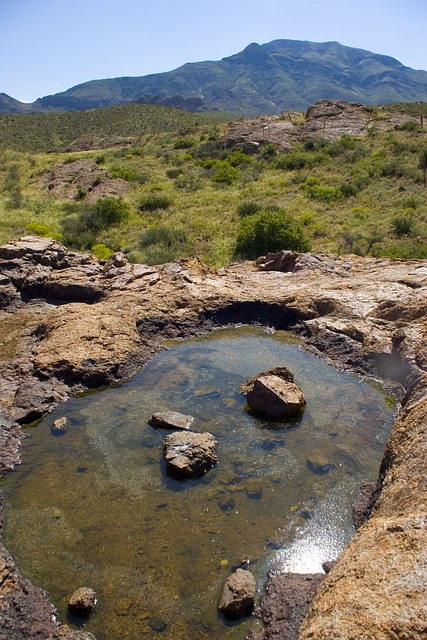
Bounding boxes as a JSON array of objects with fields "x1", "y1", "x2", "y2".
[
  {"x1": 163, "y1": 431, "x2": 217, "y2": 478},
  {"x1": 245, "y1": 375, "x2": 305, "y2": 420},
  {"x1": 218, "y1": 569, "x2": 256, "y2": 619},
  {"x1": 68, "y1": 587, "x2": 96, "y2": 617}
]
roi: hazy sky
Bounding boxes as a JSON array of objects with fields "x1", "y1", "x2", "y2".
[{"x1": 2, "y1": 0, "x2": 427, "y2": 103}]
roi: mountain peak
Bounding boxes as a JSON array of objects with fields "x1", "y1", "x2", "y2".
[{"x1": 2, "y1": 40, "x2": 427, "y2": 116}]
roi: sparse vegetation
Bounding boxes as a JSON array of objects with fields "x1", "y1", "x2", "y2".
[{"x1": 0, "y1": 102, "x2": 426, "y2": 264}]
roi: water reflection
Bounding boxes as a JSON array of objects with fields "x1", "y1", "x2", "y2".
[{"x1": 1, "y1": 327, "x2": 395, "y2": 640}]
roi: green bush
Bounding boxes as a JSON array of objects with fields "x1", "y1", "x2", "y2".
[
  {"x1": 235, "y1": 208, "x2": 310, "y2": 259},
  {"x1": 91, "y1": 243, "x2": 115, "y2": 260},
  {"x1": 60, "y1": 197, "x2": 130, "y2": 249},
  {"x1": 212, "y1": 162, "x2": 237, "y2": 185},
  {"x1": 391, "y1": 214, "x2": 415, "y2": 237},
  {"x1": 237, "y1": 201, "x2": 262, "y2": 218},
  {"x1": 138, "y1": 224, "x2": 191, "y2": 264},
  {"x1": 95, "y1": 197, "x2": 130, "y2": 228},
  {"x1": 138, "y1": 194, "x2": 172, "y2": 211},
  {"x1": 109, "y1": 164, "x2": 140, "y2": 182}
]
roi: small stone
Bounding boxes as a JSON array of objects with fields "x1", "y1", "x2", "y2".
[
  {"x1": 218, "y1": 569, "x2": 256, "y2": 619},
  {"x1": 52, "y1": 416, "x2": 68, "y2": 434},
  {"x1": 115, "y1": 597, "x2": 134, "y2": 616},
  {"x1": 149, "y1": 615, "x2": 167, "y2": 632},
  {"x1": 307, "y1": 453, "x2": 336, "y2": 475},
  {"x1": 246, "y1": 480, "x2": 263, "y2": 500},
  {"x1": 149, "y1": 411, "x2": 194, "y2": 431},
  {"x1": 68, "y1": 587, "x2": 96, "y2": 617}
]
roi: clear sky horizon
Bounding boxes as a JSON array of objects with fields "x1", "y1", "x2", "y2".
[{"x1": 2, "y1": 0, "x2": 427, "y2": 103}]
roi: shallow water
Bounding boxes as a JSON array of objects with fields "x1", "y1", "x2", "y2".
[{"x1": 1, "y1": 327, "x2": 396, "y2": 640}]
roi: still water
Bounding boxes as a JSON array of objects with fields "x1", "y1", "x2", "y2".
[{"x1": 1, "y1": 327, "x2": 396, "y2": 640}]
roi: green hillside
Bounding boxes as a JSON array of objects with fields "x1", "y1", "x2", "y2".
[
  {"x1": 0, "y1": 102, "x2": 426, "y2": 265},
  {"x1": 0, "y1": 104, "x2": 228, "y2": 153}
]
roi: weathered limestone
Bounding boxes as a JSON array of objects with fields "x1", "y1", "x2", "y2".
[{"x1": 0, "y1": 237, "x2": 425, "y2": 639}]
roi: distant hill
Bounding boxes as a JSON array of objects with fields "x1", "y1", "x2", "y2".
[{"x1": 2, "y1": 40, "x2": 427, "y2": 116}]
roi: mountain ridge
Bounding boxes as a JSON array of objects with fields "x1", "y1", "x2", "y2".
[{"x1": 2, "y1": 39, "x2": 427, "y2": 115}]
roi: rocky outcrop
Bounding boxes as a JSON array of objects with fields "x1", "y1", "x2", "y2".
[
  {"x1": 245, "y1": 375, "x2": 305, "y2": 420},
  {"x1": 38, "y1": 159, "x2": 129, "y2": 201},
  {"x1": 163, "y1": 431, "x2": 218, "y2": 478},
  {"x1": 218, "y1": 569, "x2": 256, "y2": 619},
  {"x1": 0, "y1": 237, "x2": 426, "y2": 639},
  {"x1": 226, "y1": 100, "x2": 418, "y2": 151}
]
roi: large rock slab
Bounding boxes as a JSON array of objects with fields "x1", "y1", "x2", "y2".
[
  {"x1": 163, "y1": 431, "x2": 217, "y2": 478},
  {"x1": 218, "y1": 568, "x2": 256, "y2": 619},
  {"x1": 245, "y1": 375, "x2": 306, "y2": 420}
]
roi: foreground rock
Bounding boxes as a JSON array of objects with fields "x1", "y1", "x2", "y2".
[
  {"x1": 68, "y1": 587, "x2": 97, "y2": 617},
  {"x1": 148, "y1": 411, "x2": 194, "y2": 430},
  {"x1": 0, "y1": 236, "x2": 426, "y2": 639},
  {"x1": 218, "y1": 569, "x2": 256, "y2": 619},
  {"x1": 163, "y1": 431, "x2": 217, "y2": 478},
  {"x1": 245, "y1": 375, "x2": 306, "y2": 420},
  {"x1": 249, "y1": 572, "x2": 325, "y2": 640}
]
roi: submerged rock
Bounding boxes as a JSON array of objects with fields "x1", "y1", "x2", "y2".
[
  {"x1": 218, "y1": 568, "x2": 256, "y2": 619},
  {"x1": 306, "y1": 453, "x2": 335, "y2": 475},
  {"x1": 163, "y1": 431, "x2": 217, "y2": 478},
  {"x1": 245, "y1": 375, "x2": 305, "y2": 420},
  {"x1": 68, "y1": 587, "x2": 96, "y2": 617},
  {"x1": 52, "y1": 416, "x2": 68, "y2": 434},
  {"x1": 149, "y1": 410, "x2": 194, "y2": 431}
]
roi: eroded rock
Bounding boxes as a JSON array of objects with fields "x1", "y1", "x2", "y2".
[
  {"x1": 163, "y1": 431, "x2": 217, "y2": 478},
  {"x1": 245, "y1": 375, "x2": 306, "y2": 420},
  {"x1": 218, "y1": 568, "x2": 256, "y2": 619}
]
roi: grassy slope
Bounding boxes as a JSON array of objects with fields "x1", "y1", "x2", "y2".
[{"x1": 0, "y1": 103, "x2": 426, "y2": 265}]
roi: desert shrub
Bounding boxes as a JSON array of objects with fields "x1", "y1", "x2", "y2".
[
  {"x1": 391, "y1": 214, "x2": 415, "y2": 237},
  {"x1": 235, "y1": 208, "x2": 310, "y2": 259},
  {"x1": 166, "y1": 167, "x2": 183, "y2": 179},
  {"x1": 138, "y1": 193, "x2": 172, "y2": 211},
  {"x1": 60, "y1": 197, "x2": 130, "y2": 248},
  {"x1": 237, "y1": 201, "x2": 262, "y2": 218},
  {"x1": 303, "y1": 181, "x2": 344, "y2": 203},
  {"x1": 398, "y1": 120, "x2": 419, "y2": 132},
  {"x1": 174, "y1": 136, "x2": 197, "y2": 149},
  {"x1": 138, "y1": 225, "x2": 191, "y2": 264},
  {"x1": 226, "y1": 151, "x2": 252, "y2": 167},
  {"x1": 91, "y1": 243, "x2": 114, "y2": 260},
  {"x1": 94, "y1": 198, "x2": 130, "y2": 228},
  {"x1": 109, "y1": 164, "x2": 139, "y2": 182},
  {"x1": 212, "y1": 162, "x2": 237, "y2": 185},
  {"x1": 275, "y1": 151, "x2": 325, "y2": 171},
  {"x1": 27, "y1": 222, "x2": 62, "y2": 241}
]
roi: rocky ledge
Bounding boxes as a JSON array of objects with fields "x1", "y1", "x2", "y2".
[{"x1": 0, "y1": 236, "x2": 426, "y2": 639}]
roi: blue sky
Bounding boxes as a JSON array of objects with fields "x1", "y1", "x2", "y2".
[{"x1": 2, "y1": 0, "x2": 427, "y2": 103}]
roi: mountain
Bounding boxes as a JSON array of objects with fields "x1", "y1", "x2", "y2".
[{"x1": 3, "y1": 40, "x2": 427, "y2": 116}]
